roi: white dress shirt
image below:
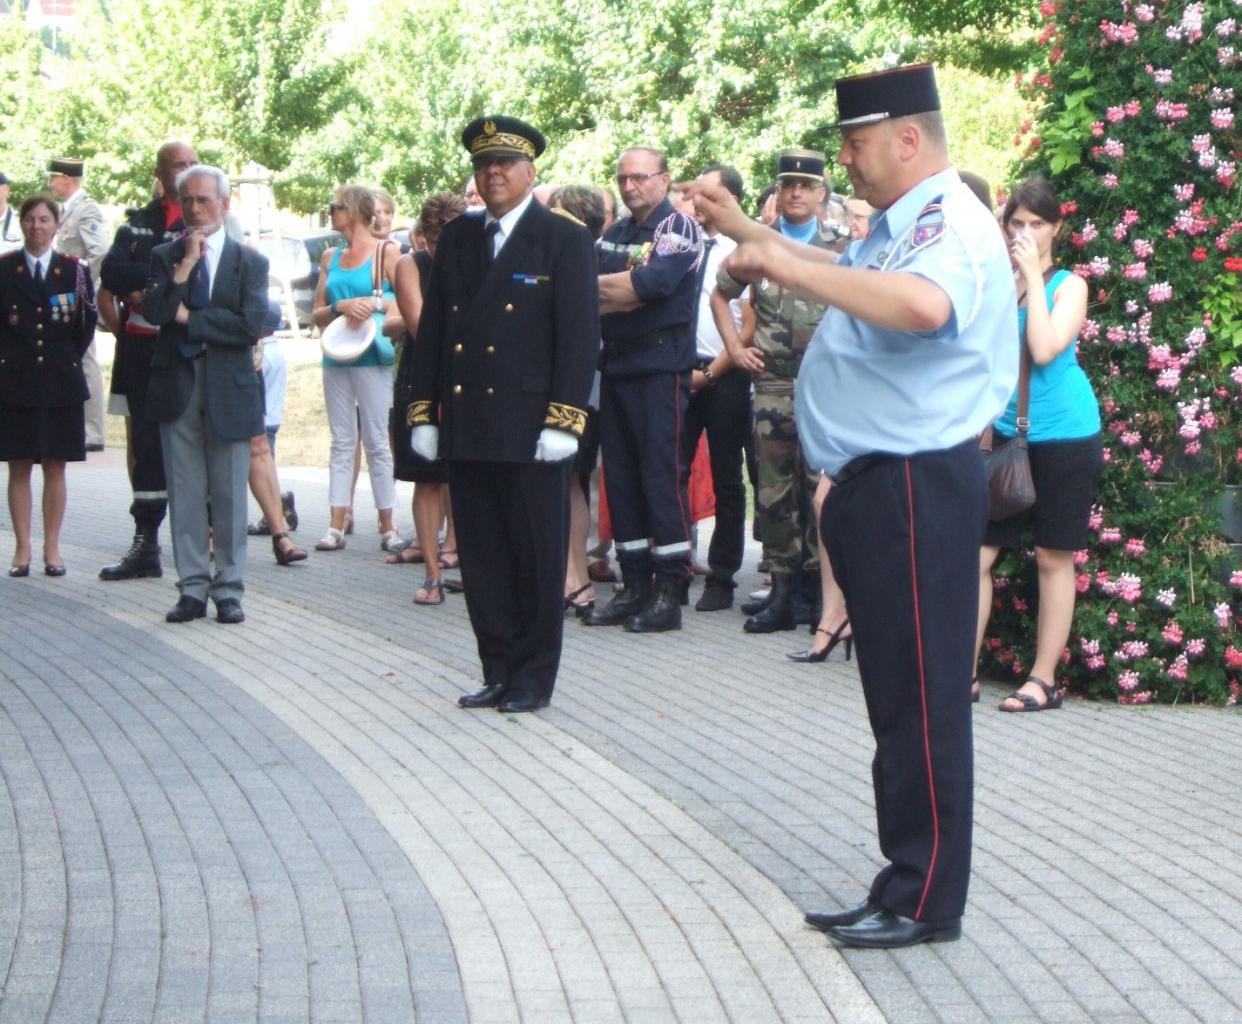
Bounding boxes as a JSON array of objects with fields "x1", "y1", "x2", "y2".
[
  {"x1": 483, "y1": 193, "x2": 535, "y2": 259},
  {"x1": 695, "y1": 232, "x2": 742, "y2": 359},
  {"x1": 24, "y1": 248, "x2": 52, "y2": 280}
]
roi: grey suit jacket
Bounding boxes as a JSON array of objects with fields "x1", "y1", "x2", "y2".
[{"x1": 142, "y1": 234, "x2": 268, "y2": 441}]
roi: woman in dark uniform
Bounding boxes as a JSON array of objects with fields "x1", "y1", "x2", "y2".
[{"x1": 0, "y1": 194, "x2": 97, "y2": 576}]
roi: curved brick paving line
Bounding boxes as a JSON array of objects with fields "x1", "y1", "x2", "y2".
[
  {"x1": 0, "y1": 585, "x2": 466, "y2": 1024},
  {"x1": 132, "y1": 589, "x2": 886, "y2": 1024}
]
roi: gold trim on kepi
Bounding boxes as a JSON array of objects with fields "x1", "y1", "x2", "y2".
[
  {"x1": 407, "y1": 400, "x2": 433, "y2": 426},
  {"x1": 49, "y1": 157, "x2": 85, "y2": 177},
  {"x1": 461, "y1": 116, "x2": 546, "y2": 161},
  {"x1": 777, "y1": 148, "x2": 826, "y2": 184},
  {"x1": 544, "y1": 402, "x2": 588, "y2": 436}
]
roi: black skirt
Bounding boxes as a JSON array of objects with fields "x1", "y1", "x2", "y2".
[{"x1": 0, "y1": 401, "x2": 86, "y2": 462}]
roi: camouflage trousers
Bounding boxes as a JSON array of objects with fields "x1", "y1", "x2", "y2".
[{"x1": 753, "y1": 375, "x2": 819, "y2": 574}]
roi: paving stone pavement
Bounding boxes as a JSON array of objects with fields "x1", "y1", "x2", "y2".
[{"x1": 0, "y1": 454, "x2": 1239, "y2": 1024}]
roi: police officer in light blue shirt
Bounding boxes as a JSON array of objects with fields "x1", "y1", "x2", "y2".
[{"x1": 683, "y1": 63, "x2": 1017, "y2": 950}]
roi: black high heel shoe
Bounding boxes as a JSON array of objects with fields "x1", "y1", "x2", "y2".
[{"x1": 786, "y1": 619, "x2": 853, "y2": 663}]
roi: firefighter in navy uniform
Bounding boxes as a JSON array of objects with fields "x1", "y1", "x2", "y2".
[
  {"x1": 408, "y1": 116, "x2": 598, "y2": 713},
  {"x1": 582, "y1": 145, "x2": 703, "y2": 633},
  {"x1": 97, "y1": 141, "x2": 198, "y2": 581}
]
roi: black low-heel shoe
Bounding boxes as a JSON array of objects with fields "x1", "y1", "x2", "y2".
[
  {"x1": 44, "y1": 563, "x2": 66, "y2": 577},
  {"x1": 8, "y1": 564, "x2": 30, "y2": 578}
]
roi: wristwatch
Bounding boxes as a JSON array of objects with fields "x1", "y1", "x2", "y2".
[{"x1": 702, "y1": 366, "x2": 717, "y2": 386}]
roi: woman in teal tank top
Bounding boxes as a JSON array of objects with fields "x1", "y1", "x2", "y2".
[
  {"x1": 311, "y1": 185, "x2": 402, "y2": 552},
  {"x1": 974, "y1": 179, "x2": 1102, "y2": 712}
]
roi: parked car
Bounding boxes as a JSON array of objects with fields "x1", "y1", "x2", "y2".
[{"x1": 255, "y1": 230, "x2": 344, "y2": 328}]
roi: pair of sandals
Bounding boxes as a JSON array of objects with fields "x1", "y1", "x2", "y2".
[{"x1": 976, "y1": 675, "x2": 1062, "y2": 712}]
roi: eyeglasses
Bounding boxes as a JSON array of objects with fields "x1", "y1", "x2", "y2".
[
  {"x1": 178, "y1": 195, "x2": 216, "y2": 206},
  {"x1": 615, "y1": 172, "x2": 664, "y2": 187}
]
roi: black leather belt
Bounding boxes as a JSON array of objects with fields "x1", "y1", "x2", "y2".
[{"x1": 828, "y1": 452, "x2": 892, "y2": 486}]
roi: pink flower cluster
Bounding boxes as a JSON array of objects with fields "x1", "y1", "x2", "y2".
[
  {"x1": 1102, "y1": 19, "x2": 1140, "y2": 43},
  {"x1": 1155, "y1": 98, "x2": 1190, "y2": 120},
  {"x1": 1162, "y1": 620, "x2": 1184, "y2": 644}
]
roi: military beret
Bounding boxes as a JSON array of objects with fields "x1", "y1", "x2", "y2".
[
  {"x1": 832, "y1": 63, "x2": 941, "y2": 129},
  {"x1": 777, "y1": 149, "x2": 826, "y2": 184},
  {"x1": 461, "y1": 116, "x2": 546, "y2": 161},
  {"x1": 49, "y1": 157, "x2": 85, "y2": 177}
]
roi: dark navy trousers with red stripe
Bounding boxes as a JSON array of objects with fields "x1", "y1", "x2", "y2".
[
  {"x1": 821, "y1": 439, "x2": 985, "y2": 924},
  {"x1": 600, "y1": 369, "x2": 692, "y2": 585}
]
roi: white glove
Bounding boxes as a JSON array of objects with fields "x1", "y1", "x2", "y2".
[
  {"x1": 533, "y1": 427, "x2": 579, "y2": 462},
  {"x1": 410, "y1": 425, "x2": 440, "y2": 461}
]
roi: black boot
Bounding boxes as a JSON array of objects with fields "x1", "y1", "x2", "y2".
[
  {"x1": 744, "y1": 572, "x2": 795, "y2": 632},
  {"x1": 582, "y1": 577, "x2": 651, "y2": 626},
  {"x1": 695, "y1": 577, "x2": 735, "y2": 612},
  {"x1": 793, "y1": 568, "x2": 821, "y2": 626},
  {"x1": 99, "y1": 525, "x2": 162, "y2": 581},
  {"x1": 624, "y1": 579, "x2": 683, "y2": 633}
]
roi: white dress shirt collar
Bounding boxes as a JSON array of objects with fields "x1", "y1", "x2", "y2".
[
  {"x1": 198, "y1": 224, "x2": 226, "y2": 283},
  {"x1": 483, "y1": 193, "x2": 535, "y2": 257},
  {"x1": 24, "y1": 248, "x2": 52, "y2": 279}
]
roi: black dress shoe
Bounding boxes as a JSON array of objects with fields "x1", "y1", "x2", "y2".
[
  {"x1": 44, "y1": 563, "x2": 67, "y2": 577},
  {"x1": 827, "y1": 909, "x2": 961, "y2": 949},
  {"x1": 458, "y1": 683, "x2": 507, "y2": 708},
  {"x1": 214, "y1": 598, "x2": 246, "y2": 624},
  {"x1": 497, "y1": 694, "x2": 550, "y2": 713},
  {"x1": 166, "y1": 596, "x2": 207, "y2": 623},
  {"x1": 695, "y1": 578, "x2": 734, "y2": 612},
  {"x1": 804, "y1": 898, "x2": 881, "y2": 932},
  {"x1": 8, "y1": 564, "x2": 30, "y2": 578}
]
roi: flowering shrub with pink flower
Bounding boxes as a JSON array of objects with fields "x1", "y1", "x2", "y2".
[{"x1": 985, "y1": 0, "x2": 1242, "y2": 704}]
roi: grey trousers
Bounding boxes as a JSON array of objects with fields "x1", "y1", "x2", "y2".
[{"x1": 159, "y1": 360, "x2": 250, "y2": 604}]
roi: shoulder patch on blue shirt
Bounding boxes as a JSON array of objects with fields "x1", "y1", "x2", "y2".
[{"x1": 911, "y1": 196, "x2": 945, "y2": 247}]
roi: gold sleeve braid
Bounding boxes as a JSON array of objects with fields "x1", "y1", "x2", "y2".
[
  {"x1": 544, "y1": 402, "x2": 588, "y2": 436},
  {"x1": 406, "y1": 400, "x2": 433, "y2": 427}
]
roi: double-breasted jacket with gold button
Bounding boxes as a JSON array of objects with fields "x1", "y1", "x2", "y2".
[
  {"x1": 408, "y1": 200, "x2": 599, "y2": 463},
  {"x1": 0, "y1": 250, "x2": 97, "y2": 408}
]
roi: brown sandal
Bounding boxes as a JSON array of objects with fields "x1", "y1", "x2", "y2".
[
  {"x1": 273, "y1": 533, "x2": 308, "y2": 565},
  {"x1": 385, "y1": 543, "x2": 424, "y2": 565},
  {"x1": 999, "y1": 676, "x2": 1062, "y2": 712}
]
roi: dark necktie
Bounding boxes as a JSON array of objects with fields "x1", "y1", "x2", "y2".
[
  {"x1": 180, "y1": 242, "x2": 210, "y2": 360},
  {"x1": 187, "y1": 242, "x2": 211, "y2": 310},
  {"x1": 33, "y1": 260, "x2": 44, "y2": 287},
  {"x1": 483, "y1": 221, "x2": 500, "y2": 272}
]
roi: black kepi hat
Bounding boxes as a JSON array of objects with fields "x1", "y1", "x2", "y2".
[
  {"x1": 461, "y1": 117, "x2": 546, "y2": 161},
  {"x1": 832, "y1": 63, "x2": 941, "y2": 129},
  {"x1": 48, "y1": 157, "x2": 85, "y2": 177},
  {"x1": 777, "y1": 149, "x2": 826, "y2": 184}
]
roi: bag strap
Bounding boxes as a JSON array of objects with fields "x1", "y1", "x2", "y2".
[
  {"x1": 372, "y1": 240, "x2": 393, "y2": 299},
  {"x1": 1015, "y1": 265, "x2": 1061, "y2": 437}
]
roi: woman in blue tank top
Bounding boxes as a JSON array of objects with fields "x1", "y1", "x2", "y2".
[
  {"x1": 974, "y1": 178, "x2": 1102, "y2": 712},
  {"x1": 311, "y1": 185, "x2": 401, "y2": 552}
]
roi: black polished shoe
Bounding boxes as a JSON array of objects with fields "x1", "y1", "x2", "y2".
[
  {"x1": 827, "y1": 909, "x2": 962, "y2": 949},
  {"x1": 582, "y1": 580, "x2": 651, "y2": 626},
  {"x1": 497, "y1": 694, "x2": 551, "y2": 713},
  {"x1": 744, "y1": 572, "x2": 796, "y2": 633},
  {"x1": 624, "y1": 579, "x2": 682, "y2": 633},
  {"x1": 44, "y1": 562, "x2": 67, "y2": 577},
  {"x1": 8, "y1": 564, "x2": 30, "y2": 578},
  {"x1": 166, "y1": 596, "x2": 207, "y2": 623},
  {"x1": 695, "y1": 578, "x2": 734, "y2": 612},
  {"x1": 458, "y1": 683, "x2": 507, "y2": 708},
  {"x1": 804, "y1": 899, "x2": 881, "y2": 932},
  {"x1": 214, "y1": 598, "x2": 246, "y2": 624}
]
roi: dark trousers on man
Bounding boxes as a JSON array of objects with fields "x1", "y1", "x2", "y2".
[
  {"x1": 449, "y1": 459, "x2": 569, "y2": 705},
  {"x1": 681, "y1": 364, "x2": 750, "y2": 584},
  {"x1": 600, "y1": 370, "x2": 692, "y2": 585},
  {"x1": 121, "y1": 336, "x2": 168, "y2": 530},
  {"x1": 820, "y1": 439, "x2": 985, "y2": 924}
]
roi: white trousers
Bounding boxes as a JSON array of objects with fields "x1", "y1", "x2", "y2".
[{"x1": 323, "y1": 364, "x2": 396, "y2": 511}]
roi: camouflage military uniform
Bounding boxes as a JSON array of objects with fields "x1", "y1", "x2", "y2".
[{"x1": 717, "y1": 223, "x2": 846, "y2": 573}]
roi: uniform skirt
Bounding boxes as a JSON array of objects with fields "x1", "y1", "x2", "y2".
[{"x1": 0, "y1": 400, "x2": 86, "y2": 463}]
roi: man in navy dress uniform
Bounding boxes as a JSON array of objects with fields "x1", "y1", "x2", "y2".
[
  {"x1": 685, "y1": 64, "x2": 1018, "y2": 948},
  {"x1": 409, "y1": 116, "x2": 599, "y2": 713}
]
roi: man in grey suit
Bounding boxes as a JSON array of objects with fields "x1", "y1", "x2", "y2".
[
  {"x1": 142, "y1": 165, "x2": 268, "y2": 624},
  {"x1": 48, "y1": 157, "x2": 109, "y2": 449}
]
